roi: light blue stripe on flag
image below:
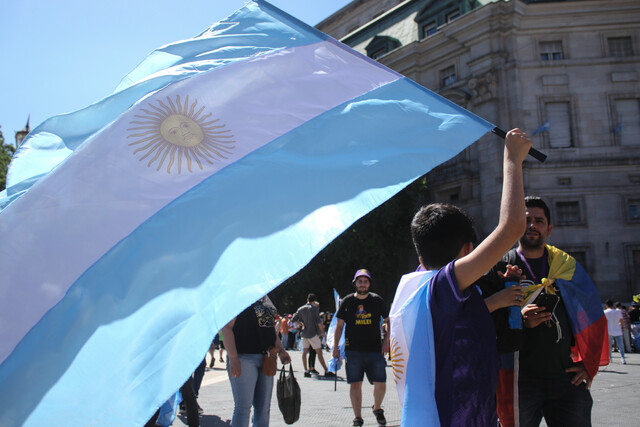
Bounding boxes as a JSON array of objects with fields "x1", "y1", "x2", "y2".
[
  {"x1": 0, "y1": 1, "x2": 493, "y2": 425},
  {"x1": 399, "y1": 273, "x2": 440, "y2": 426}
]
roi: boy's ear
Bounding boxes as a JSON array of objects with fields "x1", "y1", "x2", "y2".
[{"x1": 418, "y1": 256, "x2": 426, "y2": 270}]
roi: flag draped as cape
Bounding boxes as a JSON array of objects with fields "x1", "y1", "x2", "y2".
[
  {"x1": 496, "y1": 245, "x2": 608, "y2": 427},
  {"x1": 389, "y1": 271, "x2": 440, "y2": 426}
]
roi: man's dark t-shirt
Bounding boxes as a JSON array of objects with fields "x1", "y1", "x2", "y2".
[
  {"x1": 478, "y1": 248, "x2": 575, "y2": 377},
  {"x1": 336, "y1": 292, "x2": 389, "y2": 352}
]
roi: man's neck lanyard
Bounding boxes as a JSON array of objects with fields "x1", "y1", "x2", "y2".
[
  {"x1": 518, "y1": 247, "x2": 563, "y2": 342},
  {"x1": 516, "y1": 246, "x2": 548, "y2": 284}
]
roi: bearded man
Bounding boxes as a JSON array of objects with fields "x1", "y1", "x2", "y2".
[{"x1": 478, "y1": 196, "x2": 608, "y2": 427}]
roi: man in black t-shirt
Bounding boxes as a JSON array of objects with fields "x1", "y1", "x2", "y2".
[{"x1": 333, "y1": 269, "x2": 389, "y2": 427}]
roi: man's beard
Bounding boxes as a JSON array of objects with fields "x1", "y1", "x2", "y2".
[
  {"x1": 520, "y1": 231, "x2": 544, "y2": 249},
  {"x1": 355, "y1": 288, "x2": 369, "y2": 295}
]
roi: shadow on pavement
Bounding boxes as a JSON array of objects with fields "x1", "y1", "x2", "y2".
[{"x1": 177, "y1": 414, "x2": 231, "y2": 426}]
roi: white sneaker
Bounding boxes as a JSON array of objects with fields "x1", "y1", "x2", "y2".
[{"x1": 621, "y1": 358, "x2": 626, "y2": 365}]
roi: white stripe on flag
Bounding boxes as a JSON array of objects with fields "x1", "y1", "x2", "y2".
[{"x1": 0, "y1": 39, "x2": 399, "y2": 364}]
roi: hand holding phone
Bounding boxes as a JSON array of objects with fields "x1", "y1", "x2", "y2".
[{"x1": 534, "y1": 293, "x2": 559, "y2": 314}]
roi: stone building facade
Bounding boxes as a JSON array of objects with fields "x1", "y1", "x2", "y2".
[{"x1": 317, "y1": 0, "x2": 640, "y2": 300}]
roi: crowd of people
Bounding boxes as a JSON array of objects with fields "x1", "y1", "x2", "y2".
[
  {"x1": 147, "y1": 129, "x2": 636, "y2": 427},
  {"x1": 275, "y1": 309, "x2": 333, "y2": 354}
]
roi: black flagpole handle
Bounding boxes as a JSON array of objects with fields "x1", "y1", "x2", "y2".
[{"x1": 491, "y1": 127, "x2": 547, "y2": 163}]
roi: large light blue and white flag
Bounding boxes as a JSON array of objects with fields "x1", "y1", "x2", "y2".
[
  {"x1": 0, "y1": 1, "x2": 493, "y2": 425},
  {"x1": 389, "y1": 271, "x2": 440, "y2": 426}
]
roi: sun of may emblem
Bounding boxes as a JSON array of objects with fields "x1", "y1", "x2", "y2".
[
  {"x1": 127, "y1": 95, "x2": 235, "y2": 174},
  {"x1": 390, "y1": 337, "x2": 405, "y2": 384}
]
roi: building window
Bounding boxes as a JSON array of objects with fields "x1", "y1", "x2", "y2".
[
  {"x1": 608, "y1": 37, "x2": 633, "y2": 57},
  {"x1": 557, "y1": 177, "x2": 572, "y2": 186},
  {"x1": 562, "y1": 245, "x2": 592, "y2": 273},
  {"x1": 629, "y1": 198, "x2": 640, "y2": 221},
  {"x1": 614, "y1": 99, "x2": 640, "y2": 146},
  {"x1": 364, "y1": 35, "x2": 401, "y2": 60},
  {"x1": 438, "y1": 186, "x2": 461, "y2": 203},
  {"x1": 446, "y1": 11, "x2": 460, "y2": 23},
  {"x1": 544, "y1": 102, "x2": 573, "y2": 148},
  {"x1": 633, "y1": 250, "x2": 640, "y2": 293},
  {"x1": 422, "y1": 22, "x2": 437, "y2": 38},
  {"x1": 539, "y1": 41, "x2": 563, "y2": 61},
  {"x1": 440, "y1": 65, "x2": 456, "y2": 88},
  {"x1": 369, "y1": 48, "x2": 386, "y2": 60},
  {"x1": 556, "y1": 201, "x2": 581, "y2": 225},
  {"x1": 570, "y1": 251, "x2": 588, "y2": 271}
]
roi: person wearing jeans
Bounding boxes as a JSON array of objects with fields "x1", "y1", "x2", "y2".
[
  {"x1": 604, "y1": 300, "x2": 626, "y2": 364},
  {"x1": 221, "y1": 296, "x2": 291, "y2": 427},
  {"x1": 228, "y1": 354, "x2": 274, "y2": 426}
]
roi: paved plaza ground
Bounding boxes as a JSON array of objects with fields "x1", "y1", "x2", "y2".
[{"x1": 173, "y1": 349, "x2": 639, "y2": 427}]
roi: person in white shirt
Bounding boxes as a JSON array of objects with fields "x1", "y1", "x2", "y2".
[{"x1": 604, "y1": 300, "x2": 626, "y2": 364}]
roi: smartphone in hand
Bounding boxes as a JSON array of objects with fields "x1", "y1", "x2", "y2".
[{"x1": 534, "y1": 293, "x2": 559, "y2": 314}]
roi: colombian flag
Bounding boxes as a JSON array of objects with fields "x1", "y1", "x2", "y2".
[{"x1": 496, "y1": 245, "x2": 608, "y2": 426}]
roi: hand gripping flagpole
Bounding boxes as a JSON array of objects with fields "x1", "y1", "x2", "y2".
[{"x1": 492, "y1": 127, "x2": 547, "y2": 162}]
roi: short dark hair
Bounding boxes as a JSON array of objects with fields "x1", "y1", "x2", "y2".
[
  {"x1": 307, "y1": 293, "x2": 317, "y2": 303},
  {"x1": 605, "y1": 299, "x2": 614, "y2": 307},
  {"x1": 411, "y1": 203, "x2": 476, "y2": 270},
  {"x1": 525, "y1": 196, "x2": 551, "y2": 224}
]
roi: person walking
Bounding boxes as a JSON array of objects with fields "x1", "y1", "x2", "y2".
[
  {"x1": 293, "y1": 293, "x2": 332, "y2": 378},
  {"x1": 605, "y1": 300, "x2": 626, "y2": 364},
  {"x1": 333, "y1": 269, "x2": 389, "y2": 426},
  {"x1": 279, "y1": 314, "x2": 291, "y2": 350}
]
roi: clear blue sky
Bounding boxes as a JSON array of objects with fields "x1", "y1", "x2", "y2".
[{"x1": 0, "y1": 0, "x2": 353, "y2": 146}]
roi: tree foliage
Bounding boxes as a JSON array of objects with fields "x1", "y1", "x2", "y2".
[
  {"x1": 0, "y1": 127, "x2": 16, "y2": 192},
  {"x1": 270, "y1": 176, "x2": 431, "y2": 314}
]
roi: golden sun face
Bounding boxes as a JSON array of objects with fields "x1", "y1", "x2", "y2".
[
  {"x1": 390, "y1": 337, "x2": 405, "y2": 384},
  {"x1": 127, "y1": 94, "x2": 235, "y2": 174},
  {"x1": 160, "y1": 115, "x2": 204, "y2": 147}
]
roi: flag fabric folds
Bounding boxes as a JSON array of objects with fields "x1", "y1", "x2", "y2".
[
  {"x1": 389, "y1": 271, "x2": 440, "y2": 426},
  {"x1": 0, "y1": 1, "x2": 493, "y2": 425},
  {"x1": 496, "y1": 245, "x2": 608, "y2": 427}
]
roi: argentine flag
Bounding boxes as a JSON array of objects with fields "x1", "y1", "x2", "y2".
[
  {"x1": 389, "y1": 271, "x2": 440, "y2": 426},
  {"x1": 0, "y1": 1, "x2": 493, "y2": 425}
]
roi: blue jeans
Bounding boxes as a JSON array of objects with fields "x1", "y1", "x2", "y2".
[
  {"x1": 519, "y1": 373, "x2": 592, "y2": 427},
  {"x1": 344, "y1": 350, "x2": 387, "y2": 384},
  {"x1": 609, "y1": 335, "x2": 626, "y2": 360},
  {"x1": 228, "y1": 353, "x2": 274, "y2": 427}
]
